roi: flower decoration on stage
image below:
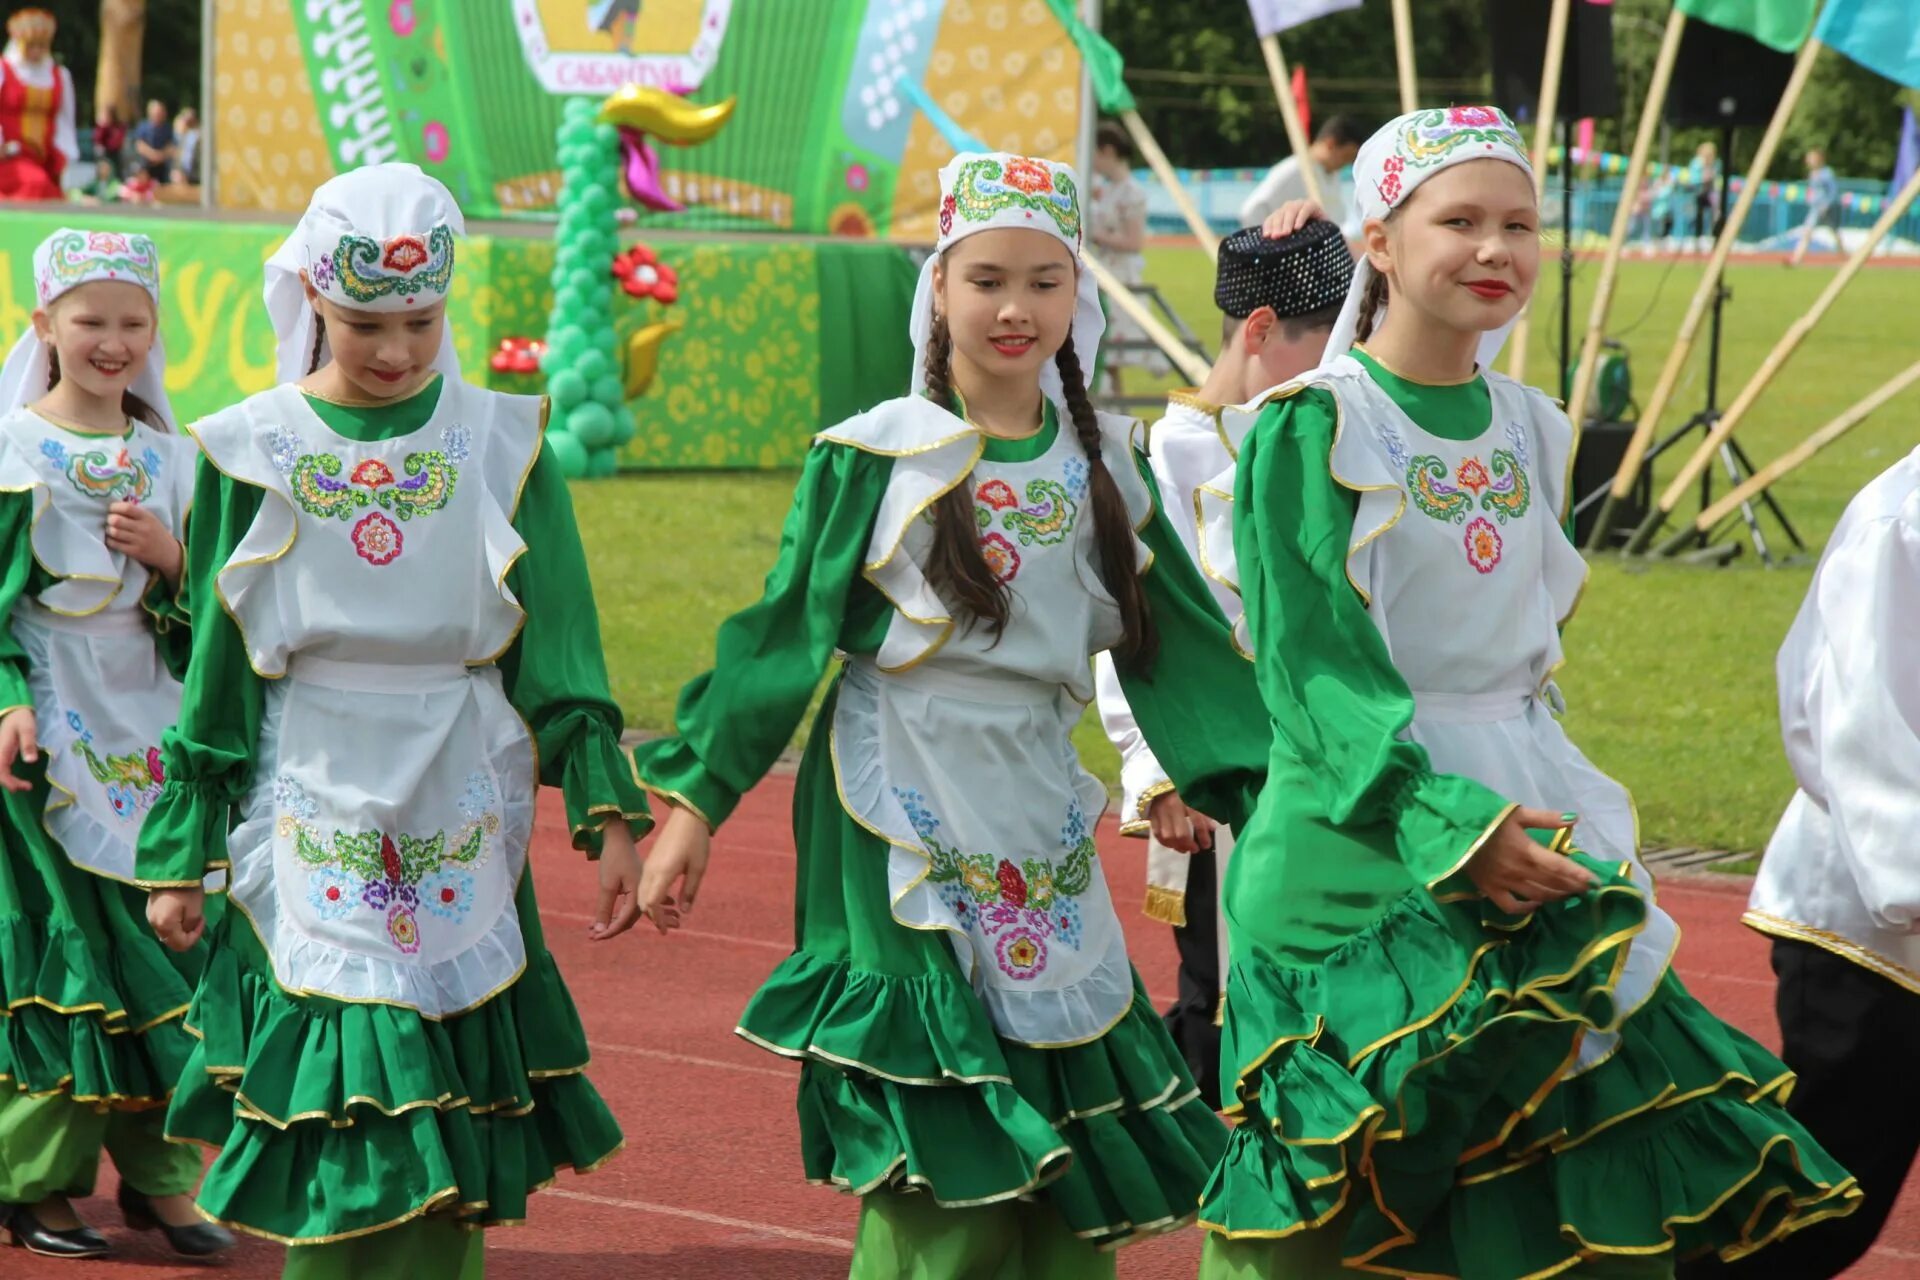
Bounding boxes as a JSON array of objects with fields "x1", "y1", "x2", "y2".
[
  {"x1": 611, "y1": 243, "x2": 679, "y2": 303},
  {"x1": 488, "y1": 337, "x2": 547, "y2": 375},
  {"x1": 539, "y1": 87, "x2": 733, "y2": 480}
]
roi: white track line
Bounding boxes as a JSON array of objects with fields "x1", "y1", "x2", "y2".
[
  {"x1": 590, "y1": 1039, "x2": 795, "y2": 1081},
  {"x1": 540, "y1": 1189, "x2": 853, "y2": 1250}
]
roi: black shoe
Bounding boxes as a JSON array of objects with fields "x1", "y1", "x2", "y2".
[
  {"x1": 117, "y1": 1185, "x2": 235, "y2": 1258},
  {"x1": 0, "y1": 1203, "x2": 114, "y2": 1259}
]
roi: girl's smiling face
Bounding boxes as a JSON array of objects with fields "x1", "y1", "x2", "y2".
[
  {"x1": 32, "y1": 281, "x2": 156, "y2": 402},
  {"x1": 933, "y1": 227, "x2": 1078, "y2": 392},
  {"x1": 1367, "y1": 159, "x2": 1540, "y2": 337},
  {"x1": 305, "y1": 277, "x2": 445, "y2": 399}
]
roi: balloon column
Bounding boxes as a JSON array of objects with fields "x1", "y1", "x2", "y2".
[{"x1": 540, "y1": 89, "x2": 735, "y2": 479}]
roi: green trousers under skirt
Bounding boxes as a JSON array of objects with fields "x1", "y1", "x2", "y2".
[
  {"x1": 0, "y1": 1090, "x2": 201, "y2": 1203},
  {"x1": 1199, "y1": 1229, "x2": 1677, "y2": 1278},
  {"x1": 850, "y1": 1190, "x2": 1116, "y2": 1280},
  {"x1": 281, "y1": 1216, "x2": 485, "y2": 1280}
]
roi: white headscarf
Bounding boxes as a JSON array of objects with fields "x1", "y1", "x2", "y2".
[
  {"x1": 264, "y1": 163, "x2": 464, "y2": 385},
  {"x1": 909, "y1": 151, "x2": 1105, "y2": 412},
  {"x1": 0, "y1": 227, "x2": 174, "y2": 424},
  {"x1": 1319, "y1": 105, "x2": 1534, "y2": 375}
]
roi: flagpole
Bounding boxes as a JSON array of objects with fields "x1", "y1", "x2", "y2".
[
  {"x1": 1645, "y1": 155, "x2": 1920, "y2": 555},
  {"x1": 1117, "y1": 112, "x2": 1220, "y2": 256},
  {"x1": 1258, "y1": 35, "x2": 1328, "y2": 209},
  {"x1": 1505, "y1": 0, "x2": 1573, "y2": 385},
  {"x1": 1082, "y1": 249, "x2": 1213, "y2": 384},
  {"x1": 1610, "y1": 36, "x2": 1825, "y2": 555},
  {"x1": 1390, "y1": 0, "x2": 1418, "y2": 113}
]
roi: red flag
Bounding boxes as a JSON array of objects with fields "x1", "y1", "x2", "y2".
[{"x1": 1292, "y1": 64, "x2": 1311, "y2": 139}]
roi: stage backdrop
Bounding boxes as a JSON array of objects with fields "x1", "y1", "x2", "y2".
[
  {"x1": 0, "y1": 211, "x2": 919, "y2": 469},
  {"x1": 211, "y1": 0, "x2": 1090, "y2": 234}
]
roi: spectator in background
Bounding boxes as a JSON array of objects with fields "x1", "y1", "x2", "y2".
[
  {"x1": 1088, "y1": 119, "x2": 1168, "y2": 392},
  {"x1": 170, "y1": 106, "x2": 198, "y2": 185},
  {"x1": 90, "y1": 104, "x2": 123, "y2": 182},
  {"x1": 1687, "y1": 139, "x2": 1720, "y2": 252},
  {"x1": 1798, "y1": 147, "x2": 1840, "y2": 261},
  {"x1": 130, "y1": 98, "x2": 171, "y2": 183},
  {"x1": 1238, "y1": 114, "x2": 1366, "y2": 229}
]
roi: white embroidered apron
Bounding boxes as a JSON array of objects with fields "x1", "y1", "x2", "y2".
[
  {"x1": 1327, "y1": 359, "x2": 1677, "y2": 1070},
  {"x1": 0, "y1": 411, "x2": 194, "y2": 884},
  {"x1": 824, "y1": 405, "x2": 1152, "y2": 1048},
  {"x1": 193, "y1": 381, "x2": 539, "y2": 1017}
]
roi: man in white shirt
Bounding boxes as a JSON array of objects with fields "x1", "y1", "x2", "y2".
[
  {"x1": 1237, "y1": 115, "x2": 1366, "y2": 230},
  {"x1": 1095, "y1": 207, "x2": 1352, "y2": 1108}
]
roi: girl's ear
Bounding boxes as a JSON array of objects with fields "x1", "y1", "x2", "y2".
[
  {"x1": 29, "y1": 306, "x2": 52, "y2": 345},
  {"x1": 301, "y1": 270, "x2": 320, "y2": 307},
  {"x1": 1362, "y1": 217, "x2": 1394, "y2": 278}
]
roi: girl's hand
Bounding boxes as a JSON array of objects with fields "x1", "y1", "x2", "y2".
[
  {"x1": 107, "y1": 501, "x2": 183, "y2": 585},
  {"x1": 0, "y1": 707, "x2": 37, "y2": 792},
  {"x1": 588, "y1": 818, "x2": 643, "y2": 941},
  {"x1": 147, "y1": 887, "x2": 207, "y2": 952},
  {"x1": 1262, "y1": 199, "x2": 1329, "y2": 239},
  {"x1": 637, "y1": 804, "x2": 710, "y2": 936},
  {"x1": 1148, "y1": 790, "x2": 1217, "y2": 855},
  {"x1": 1465, "y1": 807, "x2": 1596, "y2": 915}
]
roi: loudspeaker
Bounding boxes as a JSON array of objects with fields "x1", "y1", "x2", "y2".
[
  {"x1": 1665, "y1": 21, "x2": 1797, "y2": 127},
  {"x1": 1487, "y1": 0, "x2": 1620, "y2": 123},
  {"x1": 1572, "y1": 419, "x2": 1647, "y2": 549}
]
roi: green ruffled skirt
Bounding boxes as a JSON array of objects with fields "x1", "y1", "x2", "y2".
[
  {"x1": 735, "y1": 685, "x2": 1227, "y2": 1251},
  {"x1": 165, "y1": 869, "x2": 623, "y2": 1245},
  {"x1": 1201, "y1": 854, "x2": 1860, "y2": 1277},
  {"x1": 0, "y1": 767, "x2": 203, "y2": 1107}
]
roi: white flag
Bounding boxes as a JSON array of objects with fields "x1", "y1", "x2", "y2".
[{"x1": 1246, "y1": 0, "x2": 1364, "y2": 38}]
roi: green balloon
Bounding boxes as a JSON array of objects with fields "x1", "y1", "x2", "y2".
[
  {"x1": 569, "y1": 401, "x2": 616, "y2": 447},
  {"x1": 546, "y1": 429, "x2": 589, "y2": 478},
  {"x1": 611, "y1": 407, "x2": 637, "y2": 445},
  {"x1": 590, "y1": 374, "x2": 624, "y2": 406},
  {"x1": 586, "y1": 447, "x2": 619, "y2": 479},
  {"x1": 593, "y1": 122, "x2": 618, "y2": 148},
  {"x1": 549, "y1": 369, "x2": 589, "y2": 408},
  {"x1": 577, "y1": 349, "x2": 611, "y2": 383}
]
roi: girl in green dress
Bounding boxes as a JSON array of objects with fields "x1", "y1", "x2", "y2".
[
  {"x1": 138, "y1": 164, "x2": 649, "y2": 1279},
  {"x1": 0, "y1": 228, "x2": 232, "y2": 1261},
  {"x1": 1185, "y1": 107, "x2": 1860, "y2": 1279},
  {"x1": 630, "y1": 151, "x2": 1258, "y2": 1277}
]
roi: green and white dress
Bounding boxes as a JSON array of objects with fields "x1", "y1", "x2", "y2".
[
  {"x1": 0, "y1": 407, "x2": 208, "y2": 1206},
  {"x1": 1175, "y1": 349, "x2": 1859, "y2": 1277},
  {"x1": 631, "y1": 395, "x2": 1262, "y2": 1266},
  {"x1": 135, "y1": 375, "x2": 645, "y2": 1250}
]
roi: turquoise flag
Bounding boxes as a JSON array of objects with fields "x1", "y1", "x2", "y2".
[
  {"x1": 1815, "y1": 0, "x2": 1920, "y2": 89},
  {"x1": 1674, "y1": 0, "x2": 1819, "y2": 53}
]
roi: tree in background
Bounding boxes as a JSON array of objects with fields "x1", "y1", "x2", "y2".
[{"x1": 95, "y1": 0, "x2": 147, "y2": 124}]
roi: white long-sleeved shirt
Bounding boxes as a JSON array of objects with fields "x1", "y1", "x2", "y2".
[
  {"x1": 1748, "y1": 445, "x2": 1920, "y2": 992},
  {"x1": 1238, "y1": 155, "x2": 1344, "y2": 229}
]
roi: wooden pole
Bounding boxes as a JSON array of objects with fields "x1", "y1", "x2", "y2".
[
  {"x1": 1577, "y1": 8, "x2": 1686, "y2": 549},
  {"x1": 1119, "y1": 111, "x2": 1218, "y2": 258},
  {"x1": 1790, "y1": 215, "x2": 1818, "y2": 266},
  {"x1": 1257, "y1": 35, "x2": 1327, "y2": 210},
  {"x1": 1635, "y1": 157, "x2": 1920, "y2": 548},
  {"x1": 1082, "y1": 248, "x2": 1213, "y2": 386},
  {"x1": 1603, "y1": 37, "x2": 1824, "y2": 555},
  {"x1": 1655, "y1": 357, "x2": 1920, "y2": 556},
  {"x1": 1506, "y1": 0, "x2": 1574, "y2": 384},
  {"x1": 1390, "y1": 0, "x2": 1418, "y2": 115}
]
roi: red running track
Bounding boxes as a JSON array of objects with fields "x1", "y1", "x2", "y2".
[{"x1": 17, "y1": 777, "x2": 1917, "y2": 1279}]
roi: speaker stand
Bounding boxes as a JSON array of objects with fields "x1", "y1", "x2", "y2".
[{"x1": 1655, "y1": 124, "x2": 1805, "y2": 566}]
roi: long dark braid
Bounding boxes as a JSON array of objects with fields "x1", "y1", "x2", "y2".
[
  {"x1": 307, "y1": 311, "x2": 329, "y2": 375},
  {"x1": 46, "y1": 348, "x2": 167, "y2": 430},
  {"x1": 1353, "y1": 271, "x2": 1390, "y2": 343},
  {"x1": 1054, "y1": 334, "x2": 1156, "y2": 668},
  {"x1": 921, "y1": 313, "x2": 1013, "y2": 637}
]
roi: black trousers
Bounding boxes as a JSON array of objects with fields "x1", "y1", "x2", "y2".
[
  {"x1": 1677, "y1": 937, "x2": 1920, "y2": 1279},
  {"x1": 1161, "y1": 845, "x2": 1223, "y2": 1112}
]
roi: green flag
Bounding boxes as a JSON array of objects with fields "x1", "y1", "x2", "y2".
[
  {"x1": 1675, "y1": 0, "x2": 1820, "y2": 53},
  {"x1": 1043, "y1": 0, "x2": 1136, "y2": 114}
]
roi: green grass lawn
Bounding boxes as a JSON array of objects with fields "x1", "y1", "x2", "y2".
[{"x1": 578, "y1": 247, "x2": 1920, "y2": 854}]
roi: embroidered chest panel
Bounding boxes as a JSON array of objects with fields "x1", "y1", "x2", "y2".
[
  {"x1": 37, "y1": 436, "x2": 161, "y2": 504},
  {"x1": 969, "y1": 455, "x2": 1089, "y2": 587},
  {"x1": 1380, "y1": 421, "x2": 1535, "y2": 576},
  {"x1": 265, "y1": 423, "x2": 470, "y2": 568}
]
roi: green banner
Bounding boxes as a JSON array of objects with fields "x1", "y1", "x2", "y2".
[
  {"x1": 216, "y1": 0, "x2": 1089, "y2": 234},
  {"x1": 0, "y1": 211, "x2": 916, "y2": 468}
]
